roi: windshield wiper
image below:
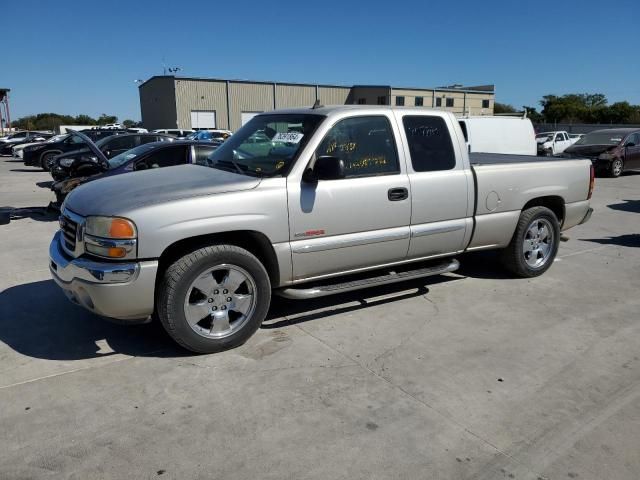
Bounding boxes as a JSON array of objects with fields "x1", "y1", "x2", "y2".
[{"x1": 213, "y1": 159, "x2": 246, "y2": 176}]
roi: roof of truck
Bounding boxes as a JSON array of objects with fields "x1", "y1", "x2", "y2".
[{"x1": 256, "y1": 105, "x2": 456, "y2": 118}]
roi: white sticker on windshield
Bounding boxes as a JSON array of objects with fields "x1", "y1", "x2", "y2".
[
  {"x1": 272, "y1": 132, "x2": 304, "y2": 144},
  {"x1": 610, "y1": 138, "x2": 622, "y2": 143}
]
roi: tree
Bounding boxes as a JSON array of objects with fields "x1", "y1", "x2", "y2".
[
  {"x1": 523, "y1": 106, "x2": 544, "y2": 123},
  {"x1": 74, "y1": 114, "x2": 96, "y2": 125},
  {"x1": 494, "y1": 102, "x2": 517, "y2": 114},
  {"x1": 122, "y1": 119, "x2": 136, "y2": 127},
  {"x1": 97, "y1": 114, "x2": 118, "y2": 125}
]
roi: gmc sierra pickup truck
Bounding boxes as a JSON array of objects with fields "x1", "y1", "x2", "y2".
[{"x1": 49, "y1": 106, "x2": 594, "y2": 353}]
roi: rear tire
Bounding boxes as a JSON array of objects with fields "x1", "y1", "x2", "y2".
[
  {"x1": 157, "y1": 244, "x2": 271, "y2": 353},
  {"x1": 500, "y1": 206, "x2": 560, "y2": 278}
]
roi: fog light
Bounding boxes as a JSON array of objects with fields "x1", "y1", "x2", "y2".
[{"x1": 86, "y1": 243, "x2": 127, "y2": 258}]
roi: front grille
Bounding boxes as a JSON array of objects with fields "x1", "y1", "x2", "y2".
[{"x1": 60, "y1": 215, "x2": 78, "y2": 251}]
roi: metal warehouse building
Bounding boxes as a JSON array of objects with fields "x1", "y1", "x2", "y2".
[{"x1": 138, "y1": 76, "x2": 495, "y2": 131}]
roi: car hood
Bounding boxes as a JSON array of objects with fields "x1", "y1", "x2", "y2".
[
  {"x1": 64, "y1": 164, "x2": 261, "y2": 216},
  {"x1": 564, "y1": 143, "x2": 617, "y2": 157}
]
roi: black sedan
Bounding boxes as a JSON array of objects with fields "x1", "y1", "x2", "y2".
[
  {"x1": 52, "y1": 139, "x2": 220, "y2": 204},
  {"x1": 50, "y1": 132, "x2": 174, "y2": 180},
  {"x1": 23, "y1": 132, "x2": 90, "y2": 170},
  {"x1": 0, "y1": 131, "x2": 53, "y2": 155}
]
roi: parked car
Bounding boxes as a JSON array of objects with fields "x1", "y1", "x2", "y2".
[
  {"x1": 12, "y1": 134, "x2": 67, "y2": 158},
  {"x1": 50, "y1": 132, "x2": 175, "y2": 181},
  {"x1": 0, "y1": 131, "x2": 52, "y2": 155},
  {"x1": 126, "y1": 127, "x2": 148, "y2": 133},
  {"x1": 569, "y1": 133, "x2": 584, "y2": 144},
  {"x1": 536, "y1": 131, "x2": 572, "y2": 156},
  {"x1": 23, "y1": 132, "x2": 91, "y2": 170},
  {"x1": 49, "y1": 106, "x2": 594, "y2": 353},
  {"x1": 79, "y1": 128, "x2": 129, "y2": 142},
  {"x1": 458, "y1": 116, "x2": 536, "y2": 155},
  {"x1": 152, "y1": 129, "x2": 194, "y2": 138},
  {"x1": 562, "y1": 128, "x2": 640, "y2": 177},
  {"x1": 51, "y1": 138, "x2": 220, "y2": 203},
  {"x1": 103, "y1": 123, "x2": 123, "y2": 129},
  {"x1": 186, "y1": 130, "x2": 229, "y2": 143}
]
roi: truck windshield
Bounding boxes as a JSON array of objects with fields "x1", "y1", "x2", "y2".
[
  {"x1": 575, "y1": 131, "x2": 626, "y2": 146},
  {"x1": 204, "y1": 114, "x2": 324, "y2": 177}
]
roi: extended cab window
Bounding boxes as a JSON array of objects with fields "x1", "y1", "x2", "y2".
[
  {"x1": 316, "y1": 116, "x2": 399, "y2": 178},
  {"x1": 403, "y1": 116, "x2": 456, "y2": 172}
]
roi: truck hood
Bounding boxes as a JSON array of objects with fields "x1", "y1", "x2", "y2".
[
  {"x1": 64, "y1": 164, "x2": 261, "y2": 216},
  {"x1": 563, "y1": 144, "x2": 617, "y2": 158}
]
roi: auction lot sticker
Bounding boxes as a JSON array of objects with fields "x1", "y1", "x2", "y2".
[{"x1": 272, "y1": 132, "x2": 304, "y2": 143}]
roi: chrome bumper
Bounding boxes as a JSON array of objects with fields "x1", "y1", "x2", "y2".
[{"x1": 49, "y1": 231, "x2": 158, "y2": 321}]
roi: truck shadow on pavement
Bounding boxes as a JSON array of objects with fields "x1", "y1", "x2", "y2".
[
  {"x1": 0, "y1": 206, "x2": 59, "y2": 224},
  {"x1": 1, "y1": 275, "x2": 465, "y2": 360},
  {"x1": 608, "y1": 199, "x2": 640, "y2": 214},
  {"x1": 0, "y1": 280, "x2": 186, "y2": 360},
  {"x1": 581, "y1": 234, "x2": 640, "y2": 248}
]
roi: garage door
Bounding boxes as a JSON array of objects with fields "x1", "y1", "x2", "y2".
[
  {"x1": 190, "y1": 110, "x2": 216, "y2": 129},
  {"x1": 241, "y1": 111, "x2": 262, "y2": 126}
]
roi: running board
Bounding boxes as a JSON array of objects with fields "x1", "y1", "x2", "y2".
[{"x1": 275, "y1": 259, "x2": 460, "y2": 300}]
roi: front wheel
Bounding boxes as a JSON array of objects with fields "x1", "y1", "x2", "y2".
[
  {"x1": 609, "y1": 158, "x2": 623, "y2": 178},
  {"x1": 500, "y1": 206, "x2": 560, "y2": 278},
  {"x1": 40, "y1": 152, "x2": 57, "y2": 172},
  {"x1": 157, "y1": 244, "x2": 271, "y2": 353}
]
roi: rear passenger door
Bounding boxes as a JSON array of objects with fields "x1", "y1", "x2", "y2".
[
  {"x1": 624, "y1": 133, "x2": 640, "y2": 169},
  {"x1": 396, "y1": 113, "x2": 473, "y2": 259}
]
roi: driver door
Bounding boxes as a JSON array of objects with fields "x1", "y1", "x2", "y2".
[{"x1": 287, "y1": 114, "x2": 411, "y2": 281}]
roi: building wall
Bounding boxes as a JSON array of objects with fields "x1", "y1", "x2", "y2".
[
  {"x1": 174, "y1": 78, "x2": 228, "y2": 130},
  {"x1": 390, "y1": 88, "x2": 493, "y2": 116},
  {"x1": 228, "y1": 82, "x2": 275, "y2": 131},
  {"x1": 350, "y1": 86, "x2": 392, "y2": 106},
  {"x1": 139, "y1": 77, "x2": 177, "y2": 130},
  {"x1": 275, "y1": 84, "x2": 316, "y2": 109},
  {"x1": 318, "y1": 86, "x2": 352, "y2": 106}
]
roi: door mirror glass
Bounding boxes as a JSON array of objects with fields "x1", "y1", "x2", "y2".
[
  {"x1": 304, "y1": 155, "x2": 345, "y2": 182},
  {"x1": 625, "y1": 142, "x2": 635, "y2": 147}
]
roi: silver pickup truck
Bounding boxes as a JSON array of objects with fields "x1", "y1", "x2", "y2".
[{"x1": 49, "y1": 106, "x2": 594, "y2": 353}]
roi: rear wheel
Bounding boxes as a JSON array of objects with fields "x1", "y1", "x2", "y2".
[
  {"x1": 609, "y1": 158, "x2": 623, "y2": 178},
  {"x1": 500, "y1": 206, "x2": 560, "y2": 277},
  {"x1": 157, "y1": 244, "x2": 271, "y2": 353}
]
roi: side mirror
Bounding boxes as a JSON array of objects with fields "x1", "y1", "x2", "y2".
[
  {"x1": 134, "y1": 162, "x2": 148, "y2": 171},
  {"x1": 625, "y1": 142, "x2": 636, "y2": 148},
  {"x1": 303, "y1": 155, "x2": 346, "y2": 182}
]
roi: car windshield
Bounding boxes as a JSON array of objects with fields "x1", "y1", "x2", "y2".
[
  {"x1": 204, "y1": 114, "x2": 324, "y2": 177},
  {"x1": 47, "y1": 134, "x2": 68, "y2": 143},
  {"x1": 107, "y1": 143, "x2": 157, "y2": 169},
  {"x1": 575, "y1": 131, "x2": 628, "y2": 146},
  {"x1": 536, "y1": 133, "x2": 554, "y2": 141}
]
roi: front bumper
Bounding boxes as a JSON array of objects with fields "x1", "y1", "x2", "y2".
[{"x1": 49, "y1": 231, "x2": 158, "y2": 321}]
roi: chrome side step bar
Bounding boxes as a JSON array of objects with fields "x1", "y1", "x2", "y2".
[{"x1": 275, "y1": 258, "x2": 460, "y2": 300}]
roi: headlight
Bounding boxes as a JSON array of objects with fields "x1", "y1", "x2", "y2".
[
  {"x1": 85, "y1": 216, "x2": 137, "y2": 239},
  {"x1": 598, "y1": 153, "x2": 614, "y2": 160},
  {"x1": 84, "y1": 216, "x2": 137, "y2": 259},
  {"x1": 31, "y1": 145, "x2": 45, "y2": 151},
  {"x1": 59, "y1": 158, "x2": 74, "y2": 167}
]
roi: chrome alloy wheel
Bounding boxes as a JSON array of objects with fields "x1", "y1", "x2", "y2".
[
  {"x1": 611, "y1": 159, "x2": 623, "y2": 177},
  {"x1": 183, "y1": 264, "x2": 257, "y2": 339},
  {"x1": 522, "y1": 218, "x2": 555, "y2": 268}
]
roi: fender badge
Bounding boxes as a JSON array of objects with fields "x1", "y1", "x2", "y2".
[{"x1": 294, "y1": 229, "x2": 325, "y2": 238}]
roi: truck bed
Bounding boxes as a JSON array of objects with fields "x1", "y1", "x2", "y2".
[{"x1": 469, "y1": 152, "x2": 574, "y2": 165}]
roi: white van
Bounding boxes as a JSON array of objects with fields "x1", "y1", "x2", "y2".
[{"x1": 458, "y1": 116, "x2": 537, "y2": 156}]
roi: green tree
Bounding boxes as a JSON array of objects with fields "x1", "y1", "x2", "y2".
[
  {"x1": 494, "y1": 102, "x2": 517, "y2": 114},
  {"x1": 523, "y1": 106, "x2": 544, "y2": 123},
  {"x1": 74, "y1": 114, "x2": 96, "y2": 125},
  {"x1": 97, "y1": 114, "x2": 118, "y2": 125},
  {"x1": 122, "y1": 119, "x2": 136, "y2": 127}
]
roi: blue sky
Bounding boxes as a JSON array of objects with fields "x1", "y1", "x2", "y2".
[{"x1": 3, "y1": 0, "x2": 639, "y2": 121}]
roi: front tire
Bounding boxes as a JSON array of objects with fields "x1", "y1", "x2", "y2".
[
  {"x1": 157, "y1": 245, "x2": 271, "y2": 353},
  {"x1": 609, "y1": 158, "x2": 623, "y2": 178},
  {"x1": 40, "y1": 152, "x2": 57, "y2": 172},
  {"x1": 500, "y1": 206, "x2": 560, "y2": 278}
]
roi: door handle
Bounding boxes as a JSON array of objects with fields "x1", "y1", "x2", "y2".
[{"x1": 388, "y1": 187, "x2": 408, "y2": 201}]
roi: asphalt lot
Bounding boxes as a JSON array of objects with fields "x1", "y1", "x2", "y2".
[{"x1": 1, "y1": 155, "x2": 639, "y2": 480}]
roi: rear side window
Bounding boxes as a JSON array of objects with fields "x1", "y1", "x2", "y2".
[
  {"x1": 137, "y1": 145, "x2": 187, "y2": 169},
  {"x1": 315, "y1": 116, "x2": 399, "y2": 178},
  {"x1": 403, "y1": 116, "x2": 456, "y2": 172}
]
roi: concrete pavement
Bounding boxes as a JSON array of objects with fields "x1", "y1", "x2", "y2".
[{"x1": 1, "y1": 156, "x2": 639, "y2": 479}]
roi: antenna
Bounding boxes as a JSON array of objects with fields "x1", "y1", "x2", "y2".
[{"x1": 311, "y1": 99, "x2": 322, "y2": 109}]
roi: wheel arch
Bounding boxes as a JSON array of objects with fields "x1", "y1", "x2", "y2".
[
  {"x1": 157, "y1": 230, "x2": 280, "y2": 288},
  {"x1": 522, "y1": 196, "x2": 565, "y2": 226},
  {"x1": 39, "y1": 149, "x2": 62, "y2": 167}
]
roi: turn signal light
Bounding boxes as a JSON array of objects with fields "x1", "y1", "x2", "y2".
[{"x1": 109, "y1": 219, "x2": 136, "y2": 238}]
